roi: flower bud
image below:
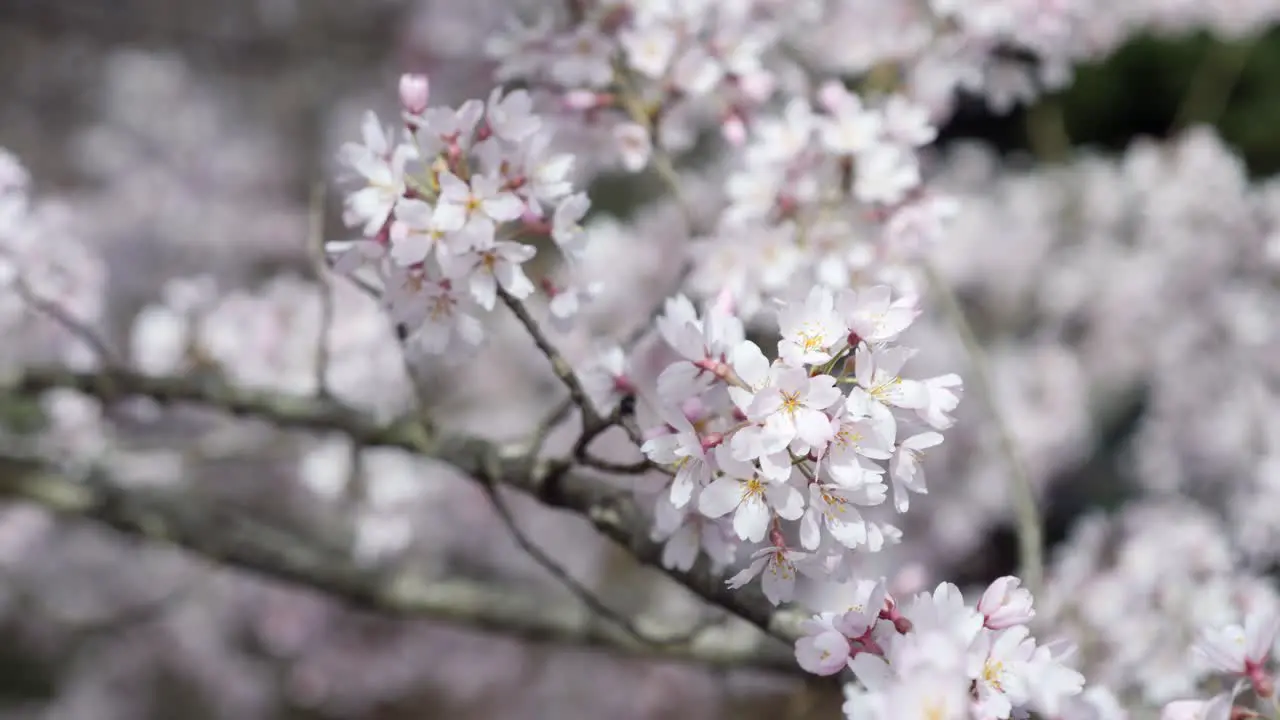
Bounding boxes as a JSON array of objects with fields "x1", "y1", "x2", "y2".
[
  {"x1": 721, "y1": 113, "x2": 747, "y2": 146},
  {"x1": 818, "y1": 80, "x2": 852, "y2": 113},
  {"x1": 889, "y1": 562, "x2": 928, "y2": 596},
  {"x1": 563, "y1": 89, "x2": 604, "y2": 110},
  {"x1": 398, "y1": 73, "x2": 430, "y2": 115},
  {"x1": 613, "y1": 122, "x2": 652, "y2": 173},
  {"x1": 978, "y1": 576, "x2": 1036, "y2": 629},
  {"x1": 711, "y1": 287, "x2": 736, "y2": 316}
]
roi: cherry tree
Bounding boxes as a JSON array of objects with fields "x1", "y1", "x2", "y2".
[{"x1": 2, "y1": 1, "x2": 1280, "y2": 718}]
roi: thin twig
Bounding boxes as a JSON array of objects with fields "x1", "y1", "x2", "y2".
[
  {"x1": 9, "y1": 365, "x2": 435, "y2": 454},
  {"x1": 344, "y1": 270, "x2": 385, "y2": 301},
  {"x1": 580, "y1": 453, "x2": 653, "y2": 475},
  {"x1": 8, "y1": 266, "x2": 119, "y2": 366},
  {"x1": 341, "y1": 435, "x2": 368, "y2": 510},
  {"x1": 527, "y1": 398, "x2": 575, "y2": 459},
  {"x1": 69, "y1": 572, "x2": 207, "y2": 641},
  {"x1": 307, "y1": 181, "x2": 336, "y2": 398},
  {"x1": 478, "y1": 475, "x2": 697, "y2": 648},
  {"x1": 924, "y1": 262, "x2": 1043, "y2": 595},
  {"x1": 499, "y1": 288, "x2": 604, "y2": 431},
  {"x1": 611, "y1": 62, "x2": 696, "y2": 224}
]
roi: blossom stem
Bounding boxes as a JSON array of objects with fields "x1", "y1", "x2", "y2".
[
  {"x1": 307, "y1": 181, "x2": 336, "y2": 399},
  {"x1": 923, "y1": 262, "x2": 1043, "y2": 596},
  {"x1": 611, "y1": 63, "x2": 695, "y2": 223},
  {"x1": 1172, "y1": 37, "x2": 1256, "y2": 133}
]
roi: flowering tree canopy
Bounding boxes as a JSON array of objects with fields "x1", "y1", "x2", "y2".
[{"x1": 3, "y1": 1, "x2": 1280, "y2": 718}]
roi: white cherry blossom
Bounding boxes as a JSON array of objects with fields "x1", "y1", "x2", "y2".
[{"x1": 698, "y1": 445, "x2": 803, "y2": 543}]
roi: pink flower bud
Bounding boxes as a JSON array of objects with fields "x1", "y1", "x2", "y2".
[
  {"x1": 978, "y1": 576, "x2": 1036, "y2": 629},
  {"x1": 612, "y1": 374, "x2": 636, "y2": 395},
  {"x1": 711, "y1": 286, "x2": 736, "y2": 316},
  {"x1": 398, "y1": 73, "x2": 430, "y2": 115},
  {"x1": 721, "y1": 114, "x2": 747, "y2": 146},
  {"x1": 889, "y1": 562, "x2": 928, "y2": 596},
  {"x1": 563, "y1": 89, "x2": 603, "y2": 110},
  {"x1": 737, "y1": 70, "x2": 775, "y2": 103},
  {"x1": 818, "y1": 79, "x2": 852, "y2": 113}
]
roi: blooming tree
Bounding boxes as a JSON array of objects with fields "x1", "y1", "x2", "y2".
[{"x1": 2, "y1": 0, "x2": 1280, "y2": 718}]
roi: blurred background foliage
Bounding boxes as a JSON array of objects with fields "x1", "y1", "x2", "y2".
[
  {"x1": 935, "y1": 28, "x2": 1280, "y2": 577},
  {"x1": 946, "y1": 29, "x2": 1280, "y2": 174}
]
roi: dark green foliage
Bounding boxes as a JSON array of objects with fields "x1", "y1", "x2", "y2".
[{"x1": 944, "y1": 27, "x2": 1280, "y2": 177}]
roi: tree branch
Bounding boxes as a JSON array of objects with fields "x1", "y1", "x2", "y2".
[
  {"x1": 478, "y1": 473, "x2": 686, "y2": 647},
  {"x1": 0, "y1": 452, "x2": 797, "y2": 672},
  {"x1": 2, "y1": 365, "x2": 807, "y2": 650}
]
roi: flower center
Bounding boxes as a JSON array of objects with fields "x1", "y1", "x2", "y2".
[
  {"x1": 822, "y1": 489, "x2": 849, "y2": 515},
  {"x1": 869, "y1": 376, "x2": 901, "y2": 402},
  {"x1": 428, "y1": 294, "x2": 456, "y2": 321},
  {"x1": 780, "y1": 390, "x2": 802, "y2": 415},
  {"x1": 835, "y1": 426, "x2": 862, "y2": 447},
  {"x1": 798, "y1": 323, "x2": 826, "y2": 352},
  {"x1": 981, "y1": 659, "x2": 1005, "y2": 691}
]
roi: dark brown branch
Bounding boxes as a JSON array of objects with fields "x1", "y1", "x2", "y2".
[
  {"x1": 0, "y1": 452, "x2": 798, "y2": 671},
  {"x1": 1, "y1": 365, "x2": 807, "y2": 650}
]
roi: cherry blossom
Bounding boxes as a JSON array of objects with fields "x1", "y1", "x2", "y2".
[{"x1": 18, "y1": 2, "x2": 1280, "y2": 715}]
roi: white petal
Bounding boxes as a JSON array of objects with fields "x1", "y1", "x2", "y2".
[
  {"x1": 697, "y1": 477, "x2": 742, "y2": 519},
  {"x1": 733, "y1": 497, "x2": 771, "y2": 542}
]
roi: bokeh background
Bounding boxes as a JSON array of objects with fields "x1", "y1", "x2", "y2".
[{"x1": 1, "y1": 1, "x2": 1280, "y2": 718}]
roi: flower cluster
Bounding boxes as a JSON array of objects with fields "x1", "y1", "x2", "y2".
[
  {"x1": 689, "y1": 84, "x2": 955, "y2": 318},
  {"x1": 794, "y1": 576, "x2": 1085, "y2": 720},
  {"x1": 485, "y1": 0, "x2": 824, "y2": 172},
  {"x1": 0, "y1": 151, "x2": 111, "y2": 463},
  {"x1": 0, "y1": 149, "x2": 106, "y2": 374},
  {"x1": 1036, "y1": 501, "x2": 1280, "y2": 706},
  {"x1": 1193, "y1": 608, "x2": 1280, "y2": 699},
  {"x1": 793, "y1": 0, "x2": 1083, "y2": 117},
  {"x1": 1160, "y1": 605, "x2": 1280, "y2": 719},
  {"x1": 13, "y1": 0, "x2": 1280, "y2": 716},
  {"x1": 129, "y1": 274, "x2": 412, "y2": 419},
  {"x1": 633, "y1": 285, "x2": 961, "y2": 604},
  {"x1": 329, "y1": 78, "x2": 596, "y2": 353}
]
